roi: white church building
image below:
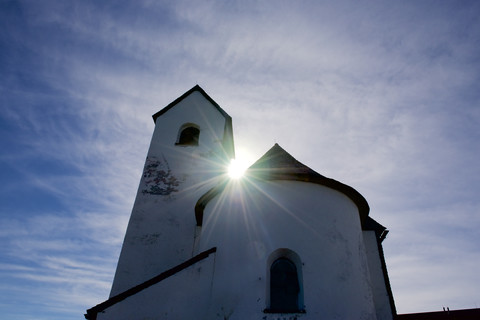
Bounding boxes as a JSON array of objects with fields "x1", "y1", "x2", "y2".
[{"x1": 85, "y1": 85, "x2": 396, "y2": 320}]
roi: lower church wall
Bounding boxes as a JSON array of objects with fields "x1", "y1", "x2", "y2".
[
  {"x1": 197, "y1": 180, "x2": 378, "y2": 320},
  {"x1": 97, "y1": 253, "x2": 216, "y2": 320}
]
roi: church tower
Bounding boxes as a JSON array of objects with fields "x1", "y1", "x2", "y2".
[{"x1": 109, "y1": 85, "x2": 234, "y2": 296}]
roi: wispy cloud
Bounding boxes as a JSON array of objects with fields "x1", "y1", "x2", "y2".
[{"x1": 0, "y1": 208, "x2": 126, "y2": 319}]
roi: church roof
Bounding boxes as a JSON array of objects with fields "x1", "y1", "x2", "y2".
[
  {"x1": 247, "y1": 143, "x2": 323, "y2": 177},
  {"x1": 152, "y1": 85, "x2": 230, "y2": 123},
  {"x1": 247, "y1": 143, "x2": 370, "y2": 226}
]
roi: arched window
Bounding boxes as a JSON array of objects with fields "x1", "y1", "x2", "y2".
[
  {"x1": 176, "y1": 124, "x2": 200, "y2": 146},
  {"x1": 265, "y1": 249, "x2": 304, "y2": 313},
  {"x1": 270, "y1": 258, "x2": 300, "y2": 312}
]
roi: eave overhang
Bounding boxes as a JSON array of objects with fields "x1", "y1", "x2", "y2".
[
  {"x1": 246, "y1": 143, "x2": 370, "y2": 226},
  {"x1": 196, "y1": 143, "x2": 370, "y2": 228}
]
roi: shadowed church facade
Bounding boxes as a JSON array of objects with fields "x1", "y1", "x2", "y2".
[{"x1": 85, "y1": 85, "x2": 397, "y2": 320}]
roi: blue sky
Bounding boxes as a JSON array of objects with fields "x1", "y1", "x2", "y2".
[{"x1": 1, "y1": 1, "x2": 479, "y2": 319}]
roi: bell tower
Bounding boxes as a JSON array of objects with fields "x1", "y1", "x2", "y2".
[{"x1": 109, "y1": 85, "x2": 234, "y2": 296}]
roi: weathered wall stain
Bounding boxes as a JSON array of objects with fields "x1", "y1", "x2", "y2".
[{"x1": 142, "y1": 156, "x2": 180, "y2": 195}]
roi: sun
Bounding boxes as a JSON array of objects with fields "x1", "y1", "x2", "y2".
[
  {"x1": 228, "y1": 158, "x2": 250, "y2": 179},
  {"x1": 227, "y1": 147, "x2": 255, "y2": 179}
]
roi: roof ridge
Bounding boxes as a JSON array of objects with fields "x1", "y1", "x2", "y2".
[{"x1": 248, "y1": 143, "x2": 320, "y2": 176}]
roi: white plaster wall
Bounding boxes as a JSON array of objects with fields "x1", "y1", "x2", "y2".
[
  {"x1": 363, "y1": 231, "x2": 394, "y2": 320},
  {"x1": 110, "y1": 92, "x2": 232, "y2": 296},
  {"x1": 198, "y1": 179, "x2": 378, "y2": 320},
  {"x1": 98, "y1": 253, "x2": 216, "y2": 320}
]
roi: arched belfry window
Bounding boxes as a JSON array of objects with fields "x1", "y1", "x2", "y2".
[
  {"x1": 265, "y1": 249, "x2": 304, "y2": 313},
  {"x1": 175, "y1": 123, "x2": 200, "y2": 146}
]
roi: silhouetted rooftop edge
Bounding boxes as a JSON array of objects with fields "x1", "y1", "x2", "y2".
[{"x1": 246, "y1": 143, "x2": 370, "y2": 226}]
